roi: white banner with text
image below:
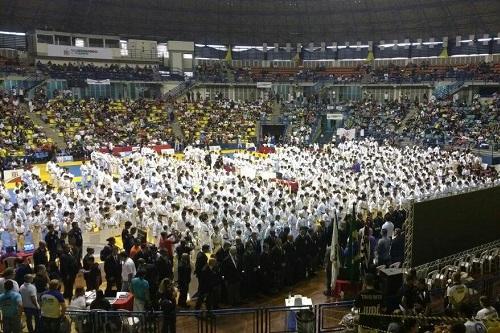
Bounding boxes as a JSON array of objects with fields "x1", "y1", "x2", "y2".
[{"x1": 48, "y1": 44, "x2": 113, "y2": 59}]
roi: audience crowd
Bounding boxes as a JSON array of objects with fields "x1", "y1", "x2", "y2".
[
  {"x1": 36, "y1": 62, "x2": 160, "y2": 82},
  {"x1": 0, "y1": 90, "x2": 53, "y2": 161},
  {"x1": 341, "y1": 94, "x2": 499, "y2": 150},
  {"x1": 195, "y1": 61, "x2": 500, "y2": 84}
]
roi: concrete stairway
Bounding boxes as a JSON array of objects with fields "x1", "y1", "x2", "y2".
[
  {"x1": 269, "y1": 101, "x2": 282, "y2": 123},
  {"x1": 24, "y1": 103, "x2": 68, "y2": 149},
  {"x1": 397, "y1": 107, "x2": 419, "y2": 134},
  {"x1": 171, "y1": 121, "x2": 185, "y2": 141}
]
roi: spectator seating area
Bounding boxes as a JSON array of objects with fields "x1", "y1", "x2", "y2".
[
  {"x1": 175, "y1": 99, "x2": 272, "y2": 144},
  {"x1": 282, "y1": 103, "x2": 324, "y2": 145},
  {"x1": 33, "y1": 96, "x2": 272, "y2": 151},
  {"x1": 344, "y1": 99, "x2": 413, "y2": 142},
  {"x1": 35, "y1": 97, "x2": 174, "y2": 151},
  {"x1": 0, "y1": 56, "x2": 30, "y2": 76},
  {"x1": 341, "y1": 94, "x2": 499, "y2": 150},
  {"x1": 36, "y1": 62, "x2": 161, "y2": 82},
  {"x1": 403, "y1": 96, "x2": 500, "y2": 148},
  {"x1": 0, "y1": 90, "x2": 51, "y2": 159}
]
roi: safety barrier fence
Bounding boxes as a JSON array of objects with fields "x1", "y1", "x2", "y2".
[{"x1": 52, "y1": 300, "x2": 354, "y2": 333}]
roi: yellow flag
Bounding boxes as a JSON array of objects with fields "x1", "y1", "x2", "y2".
[
  {"x1": 293, "y1": 52, "x2": 301, "y2": 66},
  {"x1": 225, "y1": 46, "x2": 232, "y2": 62},
  {"x1": 365, "y1": 50, "x2": 375, "y2": 62},
  {"x1": 439, "y1": 47, "x2": 448, "y2": 58}
]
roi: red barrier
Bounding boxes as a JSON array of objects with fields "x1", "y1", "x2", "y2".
[
  {"x1": 258, "y1": 146, "x2": 276, "y2": 154},
  {"x1": 99, "y1": 144, "x2": 172, "y2": 156},
  {"x1": 273, "y1": 178, "x2": 299, "y2": 192}
]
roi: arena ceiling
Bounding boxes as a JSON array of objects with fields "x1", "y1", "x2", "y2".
[{"x1": 1, "y1": 0, "x2": 499, "y2": 45}]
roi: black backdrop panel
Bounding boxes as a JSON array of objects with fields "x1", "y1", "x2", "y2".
[{"x1": 412, "y1": 186, "x2": 500, "y2": 266}]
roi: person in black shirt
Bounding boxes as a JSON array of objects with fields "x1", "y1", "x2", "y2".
[
  {"x1": 34, "y1": 264, "x2": 49, "y2": 296},
  {"x1": 67, "y1": 222, "x2": 83, "y2": 261},
  {"x1": 159, "y1": 278, "x2": 177, "y2": 333},
  {"x1": 354, "y1": 274, "x2": 384, "y2": 331},
  {"x1": 373, "y1": 211, "x2": 384, "y2": 238},
  {"x1": 399, "y1": 275, "x2": 418, "y2": 314},
  {"x1": 100, "y1": 237, "x2": 116, "y2": 262},
  {"x1": 415, "y1": 278, "x2": 431, "y2": 315},
  {"x1": 156, "y1": 248, "x2": 173, "y2": 282},
  {"x1": 175, "y1": 240, "x2": 193, "y2": 265},
  {"x1": 44, "y1": 224, "x2": 59, "y2": 262},
  {"x1": 90, "y1": 290, "x2": 112, "y2": 310},
  {"x1": 121, "y1": 221, "x2": 134, "y2": 256},
  {"x1": 82, "y1": 248, "x2": 95, "y2": 271},
  {"x1": 83, "y1": 256, "x2": 102, "y2": 291},
  {"x1": 14, "y1": 258, "x2": 33, "y2": 287},
  {"x1": 33, "y1": 241, "x2": 49, "y2": 268}
]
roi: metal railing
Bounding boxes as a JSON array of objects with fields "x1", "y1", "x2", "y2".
[{"x1": 59, "y1": 301, "x2": 354, "y2": 333}]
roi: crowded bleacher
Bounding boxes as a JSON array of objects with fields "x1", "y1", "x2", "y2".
[
  {"x1": 36, "y1": 62, "x2": 160, "y2": 82},
  {"x1": 195, "y1": 62, "x2": 500, "y2": 84}
]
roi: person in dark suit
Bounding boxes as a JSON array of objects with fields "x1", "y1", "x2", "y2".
[
  {"x1": 390, "y1": 228, "x2": 405, "y2": 265},
  {"x1": 193, "y1": 244, "x2": 210, "y2": 299},
  {"x1": 259, "y1": 243, "x2": 274, "y2": 294},
  {"x1": 223, "y1": 246, "x2": 242, "y2": 306},
  {"x1": 59, "y1": 244, "x2": 79, "y2": 300},
  {"x1": 242, "y1": 243, "x2": 259, "y2": 299},
  {"x1": 156, "y1": 248, "x2": 173, "y2": 282},
  {"x1": 104, "y1": 246, "x2": 122, "y2": 295},
  {"x1": 177, "y1": 253, "x2": 191, "y2": 308},
  {"x1": 44, "y1": 224, "x2": 59, "y2": 262},
  {"x1": 215, "y1": 242, "x2": 230, "y2": 263},
  {"x1": 283, "y1": 234, "x2": 296, "y2": 286},
  {"x1": 121, "y1": 221, "x2": 134, "y2": 256},
  {"x1": 195, "y1": 258, "x2": 220, "y2": 310},
  {"x1": 294, "y1": 227, "x2": 311, "y2": 280},
  {"x1": 245, "y1": 232, "x2": 261, "y2": 255},
  {"x1": 264, "y1": 230, "x2": 278, "y2": 250},
  {"x1": 67, "y1": 222, "x2": 83, "y2": 261},
  {"x1": 33, "y1": 241, "x2": 49, "y2": 268},
  {"x1": 271, "y1": 239, "x2": 286, "y2": 291}
]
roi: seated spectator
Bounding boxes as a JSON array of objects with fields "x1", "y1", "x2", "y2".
[
  {"x1": 476, "y1": 296, "x2": 499, "y2": 324},
  {"x1": 89, "y1": 289, "x2": 112, "y2": 310}
]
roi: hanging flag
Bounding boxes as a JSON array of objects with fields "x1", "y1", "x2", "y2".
[
  {"x1": 292, "y1": 52, "x2": 301, "y2": 67},
  {"x1": 330, "y1": 211, "x2": 341, "y2": 289},
  {"x1": 439, "y1": 46, "x2": 448, "y2": 58},
  {"x1": 225, "y1": 45, "x2": 232, "y2": 62},
  {"x1": 365, "y1": 50, "x2": 374, "y2": 62}
]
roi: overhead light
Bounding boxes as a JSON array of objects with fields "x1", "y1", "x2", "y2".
[{"x1": 0, "y1": 31, "x2": 25, "y2": 36}]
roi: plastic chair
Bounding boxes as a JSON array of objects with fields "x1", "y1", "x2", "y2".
[{"x1": 3, "y1": 256, "x2": 17, "y2": 268}]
